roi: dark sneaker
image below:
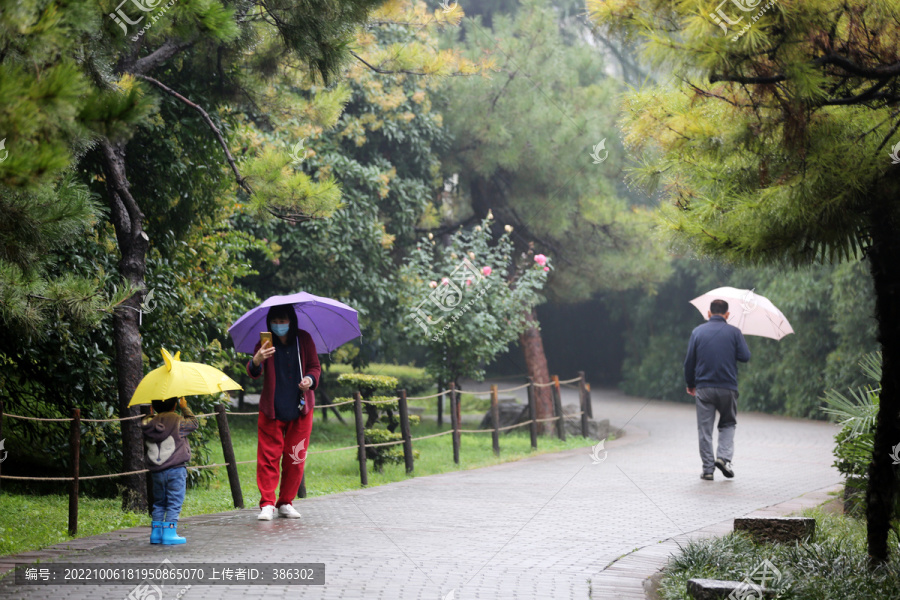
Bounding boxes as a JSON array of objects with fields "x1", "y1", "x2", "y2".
[
  {"x1": 715, "y1": 458, "x2": 735, "y2": 478},
  {"x1": 700, "y1": 472, "x2": 714, "y2": 481}
]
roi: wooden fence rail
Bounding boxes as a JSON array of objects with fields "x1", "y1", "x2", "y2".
[{"x1": 0, "y1": 373, "x2": 595, "y2": 535}]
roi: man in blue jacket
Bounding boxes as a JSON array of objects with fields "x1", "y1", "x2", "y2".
[{"x1": 684, "y1": 299, "x2": 751, "y2": 480}]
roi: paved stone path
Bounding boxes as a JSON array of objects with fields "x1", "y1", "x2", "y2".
[{"x1": 0, "y1": 386, "x2": 841, "y2": 600}]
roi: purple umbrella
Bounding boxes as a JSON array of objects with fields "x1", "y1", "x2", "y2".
[{"x1": 228, "y1": 292, "x2": 361, "y2": 354}]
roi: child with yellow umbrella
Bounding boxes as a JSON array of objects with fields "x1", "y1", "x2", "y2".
[{"x1": 130, "y1": 348, "x2": 242, "y2": 545}]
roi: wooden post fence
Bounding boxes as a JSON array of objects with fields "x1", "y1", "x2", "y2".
[
  {"x1": 0, "y1": 400, "x2": 4, "y2": 493},
  {"x1": 437, "y1": 379, "x2": 444, "y2": 427},
  {"x1": 490, "y1": 384, "x2": 501, "y2": 456},
  {"x1": 526, "y1": 378, "x2": 538, "y2": 450},
  {"x1": 580, "y1": 381, "x2": 590, "y2": 439},
  {"x1": 398, "y1": 389, "x2": 414, "y2": 474},
  {"x1": 585, "y1": 382, "x2": 593, "y2": 429},
  {"x1": 552, "y1": 375, "x2": 566, "y2": 441},
  {"x1": 141, "y1": 405, "x2": 153, "y2": 518},
  {"x1": 215, "y1": 404, "x2": 243, "y2": 509},
  {"x1": 354, "y1": 392, "x2": 368, "y2": 486},
  {"x1": 449, "y1": 383, "x2": 460, "y2": 465},
  {"x1": 578, "y1": 371, "x2": 592, "y2": 419},
  {"x1": 68, "y1": 408, "x2": 81, "y2": 536}
]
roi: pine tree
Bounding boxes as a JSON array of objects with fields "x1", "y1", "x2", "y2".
[
  {"x1": 2, "y1": 0, "x2": 484, "y2": 510},
  {"x1": 589, "y1": 0, "x2": 900, "y2": 564},
  {"x1": 440, "y1": 0, "x2": 671, "y2": 426}
]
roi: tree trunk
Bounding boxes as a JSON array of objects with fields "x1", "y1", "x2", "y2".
[
  {"x1": 519, "y1": 309, "x2": 554, "y2": 434},
  {"x1": 865, "y1": 202, "x2": 900, "y2": 565},
  {"x1": 100, "y1": 140, "x2": 150, "y2": 512}
]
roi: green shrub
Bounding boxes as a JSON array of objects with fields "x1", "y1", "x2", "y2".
[
  {"x1": 658, "y1": 509, "x2": 900, "y2": 600},
  {"x1": 362, "y1": 427, "x2": 420, "y2": 472},
  {"x1": 336, "y1": 373, "x2": 398, "y2": 396},
  {"x1": 332, "y1": 373, "x2": 420, "y2": 473},
  {"x1": 324, "y1": 363, "x2": 434, "y2": 396},
  {"x1": 821, "y1": 352, "x2": 883, "y2": 516}
]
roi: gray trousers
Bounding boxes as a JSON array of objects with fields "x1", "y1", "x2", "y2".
[{"x1": 695, "y1": 387, "x2": 738, "y2": 473}]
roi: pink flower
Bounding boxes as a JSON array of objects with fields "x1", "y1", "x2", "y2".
[
  {"x1": 543, "y1": 266, "x2": 549, "y2": 272},
  {"x1": 534, "y1": 254, "x2": 548, "y2": 266},
  {"x1": 465, "y1": 279, "x2": 472, "y2": 286},
  {"x1": 482, "y1": 266, "x2": 492, "y2": 276},
  {"x1": 429, "y1": 281, "x2": 438, "y2": 288},
  {"x1": 441, "y1": 277, "x2": 450, "y2": 285}
]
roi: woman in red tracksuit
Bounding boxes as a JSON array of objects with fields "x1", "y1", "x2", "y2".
[{"x1": 247, "y1": 304, "x2": 321, "y2": 521}]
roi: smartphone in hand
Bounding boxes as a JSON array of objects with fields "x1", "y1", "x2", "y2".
[{"x1": 260, "y1": 331, "x2": 273, "y2": 347}]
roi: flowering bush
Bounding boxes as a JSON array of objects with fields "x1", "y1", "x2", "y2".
[{"x1": 399, "y1": 215, "x2": 550, "y2": 384}]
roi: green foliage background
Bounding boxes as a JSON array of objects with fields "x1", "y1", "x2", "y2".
[{"x1": 617, "y1": 259, "x2": 878, "y2": 418}]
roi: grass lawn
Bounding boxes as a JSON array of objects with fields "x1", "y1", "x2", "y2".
[
  {"x1": 657, "y1": 507, "x2": 900, "y2": 599},
  {"x1": 0, "y1": 414, "x2": 594, "y2": 557}
]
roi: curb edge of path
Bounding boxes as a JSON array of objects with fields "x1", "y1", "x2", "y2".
[{"x1": 588, "y1": 482, "x2": 843, "y2": 599}]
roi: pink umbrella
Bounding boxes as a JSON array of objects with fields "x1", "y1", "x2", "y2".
[
  {"x1": 689, "y1": 287, "x2": 793, "y2": 340},
  {"x1": 228, "y1": 292, "x2": 361, "y2": 354}
]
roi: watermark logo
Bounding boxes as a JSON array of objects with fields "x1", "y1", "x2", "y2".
[
  {"x1": 740, "y1": 288, "x2": 758, "y2": 313},
  {"x1": 290, "y1": 439, "x2": 307, "y2": 465},
  {"x1": 0, "y1": 138, "x2": 8, "y2": 163},
  {"x1": 590, "y1": 139, "x2": 608, "y2": 164},
  {"x1": 728, "y1": 557, "x2": 789, "y2": 600},
  {"x1": 891, "y1": 443, "x2": 900, "y2": 465},
  {"x1": 0, "y1": 439, "x2": 7, "y2": 464},
  {"x1": 109, "y1": 0, "x2": 178, "y2": 42},
  {"x1": 590, "y1": 439, "x2": 608, "y2": 464},
  {"x1": 140, "y1": 288, "x2": 158, "y2": 314},
  {"x1": 125, "y1": 559, "x2": 191, "y2": 600},
  {"x1": 439, "y1": 0, "x2": 458, "y2": 12},
  {"x1": 410, "y1": 258, "x2": 492, "y2": 339},
  {"x1": 289, "y1": 139, "x2": 306, "y2": 164},
  {"x1": 710, "y1": 0, "x2": 778, "y2": 41},
  {"x1": 108, "y1": 0, "x2": 160, "y2": 34},
  {"x1": 889, "y1": 141, "x2": 900, "y2": 165}
]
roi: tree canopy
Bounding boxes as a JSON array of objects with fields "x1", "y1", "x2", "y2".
[
  {"x1": 589, "y1": 0, "x2": 900, "y2": 564},
  {"x1": 440, "y1": 0, "x2": 670, "y2": 302}
]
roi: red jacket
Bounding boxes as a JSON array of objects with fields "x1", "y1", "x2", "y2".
[{"x1": 246, "y1": 329, "x2": 322, "y2": 421}]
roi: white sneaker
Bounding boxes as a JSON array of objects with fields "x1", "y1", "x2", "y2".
[
  {"x1": 278, "y1": 504, "x2": 301, "y2": 519},
  {"x1": 257, "y1": 505, "x2": 276, "y2": 521}
]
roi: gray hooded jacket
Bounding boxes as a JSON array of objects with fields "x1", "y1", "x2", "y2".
[{"x1": 141, "y1": 409, "x2": 199, "y2": 472}]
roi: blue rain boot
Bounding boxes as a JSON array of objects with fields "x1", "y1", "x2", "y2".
[
  {"x1": 150, "y1": 521, "x2": 164, "y2": 544},
  {"x1": 161, "y1": 521, "x2": 186, "y2": 545}
]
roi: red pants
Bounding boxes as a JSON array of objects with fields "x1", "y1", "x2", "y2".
[{"x1": 257, "y1": 410, "x2": 313, "y2": 508}]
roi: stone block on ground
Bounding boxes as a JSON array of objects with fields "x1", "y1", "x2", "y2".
[
  {"x1": 687, "y1": 578, "x2": 776, "y2": 599},
  {"x1": 478, "y1": 400, "x2": 529, "y2": 430},
  {"x1": 561, "y1": 402, "x2": 615, "y2": 440},
  {"x1": 564, "y1": 417, "x2": 611, "y2": 440},
  {"x1": 733, "y1": 516, "x2": 815, "y2": 543},
  {"x1": 478, "y1": 400, "x2": 616, "y2": 440}
]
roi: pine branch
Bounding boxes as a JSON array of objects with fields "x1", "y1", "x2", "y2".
[
  {"x1": 350, "y1": 51, "x2": 434, "y2": 77},
  {"x1": 710, "y1": 55, "x2": 900, "y2": 86},
  {"x1": 414, "y1": 214, "x2": 482, "y2": 236},
  {"x1": 131, "y1": 39, "x2": 197, "y2": 75},
  {"x1": 135, "y1": 74, "x2": 253, "y2": 197},
  {"x1": 98, "y1": 140, "x2": 144, "y2": 232}
]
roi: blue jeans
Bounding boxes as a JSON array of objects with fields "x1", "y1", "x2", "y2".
[{"x1": 151, "y1": 466, "x2": 187, "y2": 522}]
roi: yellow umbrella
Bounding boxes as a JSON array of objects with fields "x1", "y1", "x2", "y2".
[{"x1": 129, "y1": 348, "x2": 243, "y2": 406}]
